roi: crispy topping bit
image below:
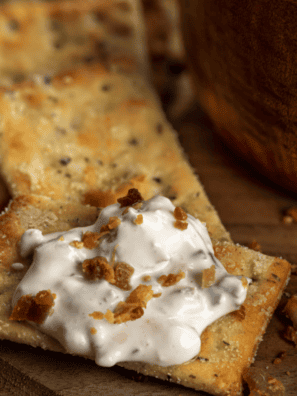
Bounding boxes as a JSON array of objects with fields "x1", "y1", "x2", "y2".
[
  {"x1": 283, "y1": 295, "x2": 297, "y2": 328},
  {"x1": 243, "y1": 367, "x2": 285, "y2": 396},
  {"x1": 158, "y1": 271, "x2": 185, "y2": 287},
  {"x1": 82, "y1": 231, "x2": 105, "y2": 249},
  {"x1": 248, "y1": 239, "x2": 262, "y2": 252},
  {"x1": 69, "y1": 240, "x2": 84, "y2": 249},
  {"x1": 174, "y1": 220, "x2": 188, "y2": 230},
  {"x1": 58, "y1": 236, "x2": 64, "y2": 242},
  {"x1": 104, "y1": 309, "x2": 115, "y2": 324},
  {"x1": 90, "y1": 327, "x2": 97, "y2": 335},
  {"x1": 174, "y1": 207, "x2": 188, "y2": 221},
  {"x1": 142, "y1": 275, "x2": 151, "y2": 282},
  {"x1": 117, "y1": 188, "x2": 144, "y2": 208},
  {"x1": 241, "y1": 276, "x2": 249, "y2": 289},
  {"x1": 9, "y1": 290, "x2": 55, "y2": 324},
  {"x1": 89, "y1": 311, "x2": 104, "y2": 320},
  {"x1": 284, "y1": 207, "x2": 297, "y2": 224},
  {"x1": 82, "y1": 257, "x2": 115, "y2": 284},
  {"x1": 114, "y1": 262, "x2": 135, "y2": 291},
  {"x1": 153, "y1": 293, "x2": 162, "y2": 298},
  {"x1": 284, "y1": 325, "x2": 297, "y2": 345},
  {"x1": 134, "y1": 214, "x2": 143, "y2": 225},
  {"x1": 201, "y1": 265, "x2": 216, "y2": 289},
  {"x1": 100, "y1": 216, "x2": 121, "y2": 232}
]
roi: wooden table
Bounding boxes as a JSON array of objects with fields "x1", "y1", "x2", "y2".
[{"x1": 0, "y1": 102, "x2": 296, "y2": 396}]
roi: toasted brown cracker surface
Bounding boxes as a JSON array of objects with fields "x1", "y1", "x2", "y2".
[
  {"x1": 0, "y1": 64, "x2": 230, "y2": 242},
  {"x1": 0, "y1": 195, "x2": 291, "y2": 396},
  {"x1": 0, "y1": 0, "x2": 148, "y2": 85}
]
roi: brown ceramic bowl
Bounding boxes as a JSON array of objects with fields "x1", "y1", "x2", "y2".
[{"x1": 179, "y1": 0, "x2": 297, "y2": 193}]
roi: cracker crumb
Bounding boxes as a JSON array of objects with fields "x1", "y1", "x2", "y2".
[
  {"x1": 58, "y1": 236, "x2": 64, "y2": 242},
  {"x1": 284, "y1": 325, "x2": 297, "y2": 345},
  {"x1": 174, "y1": 220, "x2": 188, "y2": 230},
  {"x1": 286, "y1": 371, "x2": 291, "y2": 376},
  {"x1": 272, "y1": 358, "x2": 282, "y2": 365},
  {"x1": 134, "y1": 214, "x2": 143, "y2": 225},
  {"x1": 283, "y1": 294, "x2": 297, "y2": 328},
  {"x1": 82, "y1": 231, "x2": 107, "y2": 249},
  {"x1": 90, "y1": 327, "x2": 97, "y2": 334},
  {"x1": 174, "y1": 207, "x2": 188, "y2": 221},
  {"x1": 114, "y1": 262, "x2": 135, "y2": 290},
  {"x1": 201, "y1": 265, "x2": 216, "y2": 289},
  {"x1": 117, "y1": 188, "x2": 143, "y2": 208},
  {"x1": 241, "y1": 277, "x2": 249, "y2": 288},
  {"x1": 248, "y1": 239, "x2": 262, "y2": 252},
  {"x1": 69, "y1": 240, "x2": 84, "y2": 249},
  {"x1": 283, "y1": 215, "x2": 293, "y2": 225},
  {"x1": 158, "y1": 271, "x2": 185, "y2": 287},
  {"x1": 9, "y1": 290, "x2": 55, "y2": 324},
  {"x1": 100, "y1": 216, "x2": 121, "y2": 232},
  {"x1": 142, "y1": 275, "x2": 151, "y2": 282},
  {"x1": 284, "y1": 207, "x2": 297, "y2": 223},
  {"x1": 89, "y1": 311, "x2": 104, "y2": 320},
  {"x1": 153, "y1": 293, "x2": 162, "y2": 298},
  {"x1": 82, "y1": 256, "x2": 115, "y2": 283},
  {"x1": 231, "y1": 305, "x2": 246, "y2": 321}
]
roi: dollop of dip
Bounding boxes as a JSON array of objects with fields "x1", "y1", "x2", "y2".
[{"x1": 11, "y1": 191, "x2": 249, "y2": 367}]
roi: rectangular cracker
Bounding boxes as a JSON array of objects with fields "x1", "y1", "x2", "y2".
[
  {"x1": 0, "y1": 0, "x2": 148, "y2": 85},
  {"x1": 0, "y1": 64, "x2": 230, "y2": 242},
  {"x1": 0, "y1": 194, "x2": 291, "y2": 396}
]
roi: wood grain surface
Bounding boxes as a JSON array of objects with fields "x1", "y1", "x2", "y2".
[{"x1": 0, "y1": 101, "x2": 296, "y2": 396}]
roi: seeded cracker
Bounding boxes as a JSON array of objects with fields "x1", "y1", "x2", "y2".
[
  {"x1": 0, "y1": 63, "x2": 230, "y2": 242},
  {"x1": 0, "y1": 195, "x2": 291, "y2": 396}
]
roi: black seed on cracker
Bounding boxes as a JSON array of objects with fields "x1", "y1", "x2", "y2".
[
  {"x1": 8, "y1": 20, "x2": 20, "y2": 31},
  {"x1": 156, "y1": 123, "x2": 163, "y2": 134},
  {"x1": 60, "y1": 157, "x2": 72, "y2": 166},
  {"x1": 153, "y1": 177, "x2": 162, "y2": 183},
  {"x1": 129, "y1": 138, "x2": 138, "y2": 146},
  {"x1": 101, "y1": 84, "x2": 111, "y2": 92}
]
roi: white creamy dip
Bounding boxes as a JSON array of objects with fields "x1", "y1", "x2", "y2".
[{"x1": 11, "y1": 195, "x2": 249, "y2": 367}]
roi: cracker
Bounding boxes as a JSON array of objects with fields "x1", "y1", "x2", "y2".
[
  {"x1": 0, "y1": 0, "x2": 148, "y2": 86},
  {"x1": 0, "y1": 64, "x2": 230, "y2": 242},
  {"x1": 0, "y1": 194, "x2": 291, "y2": 396}
]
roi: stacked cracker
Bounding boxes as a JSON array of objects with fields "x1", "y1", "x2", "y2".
[{"x1": 0, "y1": 1, "x2": 291, "y2": 396}]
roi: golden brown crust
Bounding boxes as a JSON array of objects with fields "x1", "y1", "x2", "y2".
[
  {"x1": 0, "y1": 196, "x2": 291, "y2": 396},
  {"x1": 0, "y1": 0, "x2": 148, "y2": 85},
  {"x1": 0, "y1": 64, "x2": 230, "y2": 242}
]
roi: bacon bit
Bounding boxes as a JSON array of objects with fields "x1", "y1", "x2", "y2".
[
  {"x1": 114, "y1": 262, "x2": 134, "y2": 290},
  {"x1": 174, "y1": 220, "x2": 188, "y2": 230},
  {"x1": 247, "y1": 239, "x2": 262, "y2": 252},
  {"x1": 153, "y1": 293, "x2": 162, "y2": 298},
  {"x1": 104, "y1": 309, "x2": 115, "y2": 324},
  {"x1": 142, "y1": 275, "x2": 151, "y2": 282},
  {"x1": 82, "y1": 231, "x2": 107, "y2": 249},
  {"x1": 291, "y1": 264, "x2": 297, "y2": 275},
  {"x1": 58, "y1": 236, "x2": 64, "y2": 241},
  {"x1": 241, "y1": 277, "x2": 249, "y2": 288},
  {"x1": 69, "y1": 240, "x2": 84, "y2": 249},
  {"x1": 174, "y1": 207, "x2": 188, "y2": 221},
  {"x1": 158, "y1": 271, "x2": 185, "y2": 287},
  {"x1": 100, "y1": 216, "x2": 121, "y2": 232},
  {"x1": 92, "y1": 285, "x2": 153, "y2": 325},
  {"x1": 284, "y1": 207, "x2": 297, "y2": 222},
  {"x1": 134, "y1": 214, "x2": 143, "y2": 225},
  {"x1": 201, "y1": 265, "x2": 216, "y2": 289},
  {"x1": 89, "y1": 311, "x2": 104, "y2": 320},
  {"x1": 283, "y1": 215, "x2": 293, "y2": 225},
  {"x1": 82, "y1": 256, "x2": 115, "y2": 283},
  {"x1": 90, "y1": 327, "x2": 97, "y2": 335},
  {"x1": 117, "y1": 188, "x2": 144, "y2": 208},
  {"x1": 284, "y1": 325, "x2": 297, "y2": 345},
  {"x1": 283, "y1": 295, "x2": 297, "y2": 328},
  {"x1": 9, "y1": 290, "x2": 55, "y2": 324}
]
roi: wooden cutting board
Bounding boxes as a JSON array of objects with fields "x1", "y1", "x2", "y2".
[{"x1": 0, "y1": 102, "x2": 296, "y2": 396}]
